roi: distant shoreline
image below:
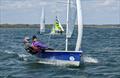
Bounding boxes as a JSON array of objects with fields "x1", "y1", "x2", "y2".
[{"x1": 0, "y1": 24, "x2": 120, "y2": 28}]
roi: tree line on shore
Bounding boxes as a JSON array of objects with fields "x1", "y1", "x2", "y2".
[{"x1": 0, "y1": 24, "x2": 120, "y2": 28}]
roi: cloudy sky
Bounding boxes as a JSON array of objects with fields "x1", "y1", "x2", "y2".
[{"x1": 0, "y1": 0, "x2": 120, "y2": 24}]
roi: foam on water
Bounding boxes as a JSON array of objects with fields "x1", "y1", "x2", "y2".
[
  {"x1": 83, "y1": 56, "x2": 98, "y2": 64},
  {"x1": 4, "y1": 50, "x2": 15, "y2": 54},
  {"x1": 4, "y1": 50, "x2": 29, "y2": 61},
  {"x1": 17, "y1": 54, "x2": 31, "y2": 61},
  {"x1": 17, "y1": 54, "x2": 30, "y2": 58}
]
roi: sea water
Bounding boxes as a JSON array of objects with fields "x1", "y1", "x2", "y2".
[{"x1": 0, "y1": 27, "x2": 120, "y2": 78}]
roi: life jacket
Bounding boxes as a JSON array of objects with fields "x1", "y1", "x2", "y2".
[
  {"x1": 31, "y1": 46, "x2": 40, "y2": 52},
  {"x1": 32, "y1": 42, "x2": 45, "y2": 53}
]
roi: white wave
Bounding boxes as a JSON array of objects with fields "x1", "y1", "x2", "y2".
[
  {"x1": 18, "y1": 54, "x2": 29, "y2": 61},
  {"x1": 4, "y1": 50, "x2": 15, "y2": 54},
  {"x1": 17, "y1": 54, "x2": 31, "y2": 61},
  {"x1": 83, "y1": 56, "x2": 98, "y2": 64},
  {"x1": 17, "y1": 54, "x2": 30, "y2": 58}
]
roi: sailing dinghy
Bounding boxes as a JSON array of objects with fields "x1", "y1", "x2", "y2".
[
  {"x1": 50, "y1": 16, "x2": 64, "y2": 35},
  {"x1": 26, "y1": 0, "x2": 83, "y2": 66}
]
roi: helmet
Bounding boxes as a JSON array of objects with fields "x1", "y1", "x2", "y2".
[{"x1": 32, "y1": 35, "x2": 37, "y2": 40}]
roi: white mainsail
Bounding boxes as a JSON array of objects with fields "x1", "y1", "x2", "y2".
[
  {"x1": 66, "y1": 0, "x2": 77, "y2": 38},
  {"x1": 66, "y1": 0, "x2": 83, "y2": 51},
  {"x1": 66, "y1": 0, "x2": 77, "y2": 51},
  {"x1": 40, "y1": 7, "x2": 45, "y2": 33},
  {"x1": 75, "y1": 0, "x2": 83, "y2": 51}
]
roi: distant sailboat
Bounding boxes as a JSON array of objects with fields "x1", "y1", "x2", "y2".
[
  {"x1": 39, "y1": 7, "x2": 45, "y2": 33},
  {"x1": 50, "y1": 16, "x2": 64, "y2": 35},
  {"x1": 25, "y1": 0, "x2": 83, "y2": 66}
]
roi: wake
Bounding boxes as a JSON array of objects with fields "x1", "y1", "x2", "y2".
[
  {"x1": 83, "y1": 56, "x2": 98, "y2": 64},
  {"x1": 4, "y1": 50, "x2": 31, "y2": 61}
]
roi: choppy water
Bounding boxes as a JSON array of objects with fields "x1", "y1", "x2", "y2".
[{"x1": 0, "y1": 27, "x2": 120, "y2": 78}]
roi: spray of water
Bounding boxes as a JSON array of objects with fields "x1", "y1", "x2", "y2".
[
  {"x1": 83, "y1": 56, "x2": 98, "y2": 64},
  {"x1": 17, "y1": 54, "x2": 31, "y2": 61},
  {"x1": 4, "y1": 50, "x2": 15, "y2": 54}
]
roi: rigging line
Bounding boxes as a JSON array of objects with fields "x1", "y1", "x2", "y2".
[
  {"x1": 47, "y1": 33, "x2": 52, "y2": 46},
  {"x1": 54, "y1": 37, "x2": 65, "y2": 50}
]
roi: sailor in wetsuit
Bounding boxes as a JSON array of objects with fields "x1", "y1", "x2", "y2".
[
  {"x1": 31, "y1": 35, "x2": 48, "y2": 53},
  {"x1": 24, "y1": 36, "x2": 54, "y2": 54},
  {"x1": 23, "y1": 36, "x2": 35, "y2": 54}
]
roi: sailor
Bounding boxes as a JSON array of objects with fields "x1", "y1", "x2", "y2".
[
  {"x1": 23, "y1": 36, "x2": 35, "y2": 54},
  {"x1": 31, "y1": 35, "x2": 52, "y2": 53}
]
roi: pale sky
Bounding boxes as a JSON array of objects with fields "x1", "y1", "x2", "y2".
[{"x1": 0, "y1": 0, "x2": 120, "y2": 24}]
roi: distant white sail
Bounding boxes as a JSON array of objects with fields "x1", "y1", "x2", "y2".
[
  {"x1": 66, "y1": 0, "x2": 77, "y2": 38},
  {"x1": 40, "y1": 7, "x2": 45, "y2": 33}
]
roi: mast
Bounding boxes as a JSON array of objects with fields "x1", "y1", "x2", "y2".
[
  {"x1": 75, "y1": 0, "x2": 83, "y2": 51},
  {"x1": 66, "y1": 0, "x2": 70, "y2": 51}
]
